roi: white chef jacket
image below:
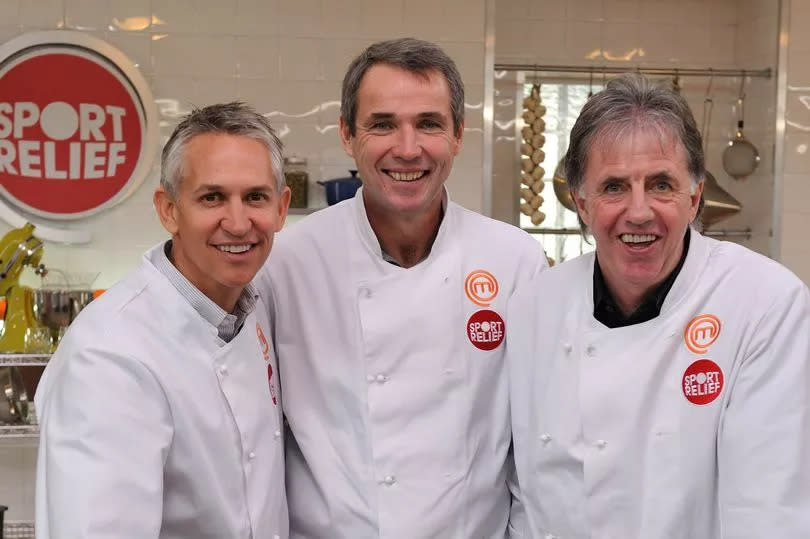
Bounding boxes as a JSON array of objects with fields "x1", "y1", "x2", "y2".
[
  {"x1": 256, "y1": 188, "x2": 546, "y2": 538},
  {"x1": 35, "y1": 244, "x2": 288, "y2": 539},
  {"x1": 507, "y1": 229, "x2": 810, "y2": 538}
]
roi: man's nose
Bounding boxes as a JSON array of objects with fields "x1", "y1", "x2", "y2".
[
  {"x1": 626, "y1": 184, "x2": 654, "y2": 224},
  {"x1": 392, "y1": 126, "x2": 421, "y2": 160},
  {"x1": 221, "y1": 201, "x2": 251, "y2": 236}
]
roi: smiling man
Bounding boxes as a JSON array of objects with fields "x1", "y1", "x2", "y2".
[
  {"x1": 35, "y1": 103, "x2": 290, "y2": 538},
  {"x1": 256, "y1": 38, "x2": 546, "y2": 538},
  {"x1": 507, "y1": 75, "x2": 810, "y2": 538}
]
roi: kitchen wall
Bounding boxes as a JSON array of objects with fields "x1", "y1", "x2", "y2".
[
  {"x1": 0, "y1": 0, "x2": 489, "y2": 523},
  {"x1": 777, "y1": 0, "x2": 810, "y2": 284},
  {"x1": 0, "y1": 0, "x2": 488, "y2": 290},
  {"x1": 493, "y1": 0, "x2": 780, "y2": 258}
]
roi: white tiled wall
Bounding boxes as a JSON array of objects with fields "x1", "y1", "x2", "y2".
[
  {"x1": 0, "y1": 0, "x2": 488, "y2": 290},
  {"x1": 492, "y1": 0, "x2": 780, "y2": 259},
  {"x1": 0, "y1": 0, "x2": 488, "y2": 522},
  {"x1": 778, "y1": 0, "x2": 810, "y2": 284}
]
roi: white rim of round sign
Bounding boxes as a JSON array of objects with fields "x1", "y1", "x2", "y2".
[{"x1": 0, "y1": 30, "x2": 158, "y2": 222}]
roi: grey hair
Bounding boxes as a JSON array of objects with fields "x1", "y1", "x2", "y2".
[
  {"x1": 160, "y1": 102, "x2": 284, "y2": 197},
  {"x1": 341, "y1": 38, "x2": 465, "y2": 138},
  {"x1": 564, "y1": 73, "x2": 705, "y2": 200}
]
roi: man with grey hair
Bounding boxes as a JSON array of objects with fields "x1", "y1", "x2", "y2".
[
  {"x1": 36, "y1": 102, "x2": 291, "y2": 538},
  {"x1": 257, "y1": 38, "x2": 546, "y2": 537},
  {"x1": 508, "y1": 74, "x2": 810, "y2": 538}
]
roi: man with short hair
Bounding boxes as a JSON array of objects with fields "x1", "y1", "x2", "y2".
[
  {"x1": 257, "y1": 38, "x2": 546, "y2": 537},
  {"x1": 36, "y1": 102, "x2": 291, "y2": 538},
  {"x1": 508, "y1": 74, "x2": 810, "y2": 538}
]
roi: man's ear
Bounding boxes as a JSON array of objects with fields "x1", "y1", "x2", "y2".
[
  {"x1": 274, "y1": 186, "x2": 291, "y2": 232},
  {"x1": 572, "y1": 187, "x2": 591, "y2": 230},
  {"x1": 154, "y1": 186, "x2": 179, "y2": 236},
  {"x1": 338, "y1": 116, "x2": 355, "y2": 158},
  {"x1": 690, "y1": 179, "x2": 705, "y2": 222},
  {"x1": 451, "y1": 120, "x2": 464, "y2": 156}
]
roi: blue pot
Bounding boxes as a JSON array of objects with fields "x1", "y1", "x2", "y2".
[{"x1": 318, "y1": 170, "x2": 362, "y2": 206}]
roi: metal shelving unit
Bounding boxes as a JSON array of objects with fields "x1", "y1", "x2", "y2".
[{"x1": 0, "y1": 354, "x2": 50, "y2": 366}]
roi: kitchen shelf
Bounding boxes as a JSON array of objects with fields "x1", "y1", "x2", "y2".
[
  {"x1": 0, "y1": 425, "x2": 38, "y2": 447},
  {"x1": 0, "y1": 425, "x2": 37, "y2": 438},
  {"x1": 5, "y1": 521, "x2": 35, "y2": 539},
  {"x1": 0, "y1": 355, "x2": 51, "y2": 366}
]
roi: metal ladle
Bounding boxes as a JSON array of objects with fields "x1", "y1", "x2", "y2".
[{"x1": 722, "y1": 73, "x2": 760, "y2": 180}]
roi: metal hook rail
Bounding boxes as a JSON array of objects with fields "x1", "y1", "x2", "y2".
[{"x1": 495, "y1": 64, "x2": 772, "y2": 79}]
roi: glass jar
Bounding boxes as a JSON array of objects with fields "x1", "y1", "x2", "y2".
[{"x1": 283, "y1": 157, "x2": 309, "y2": 209}]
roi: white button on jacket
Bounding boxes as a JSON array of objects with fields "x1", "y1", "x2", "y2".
[{"x1": 258, "y1": 188, "x2": 546, "y2": 538}]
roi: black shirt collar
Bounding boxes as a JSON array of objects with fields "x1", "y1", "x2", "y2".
[{"x1": 593, "y1": 228, "x2": 691, "y2": 328}]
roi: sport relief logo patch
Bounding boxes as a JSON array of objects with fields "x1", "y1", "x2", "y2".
[
  {"x1": 682, "y1": 359, "x2": 724, "y2": 405},
  {"x1": 467, "y1": 309, "x2": 505, "y2": 351},
  {"x1": 684, "y1": 314, "x2": 721, "y2": 354},
  {"x1": 255, "y1": 322, "x2": 278, "y2": 405},
  {"x1": 465, "y1": 269, "x2": 499, "y2": 307}
]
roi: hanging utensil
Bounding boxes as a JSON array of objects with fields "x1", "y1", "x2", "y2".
[
  {"x1": 700, "y1": 71, "x2": 742, "y2": 227},
  {"x1": 722, "y1": 73, "x2": 760, "y2": 180},
  {"x1": 552, "y1": 159, "x2": 577, "y2": 212}
]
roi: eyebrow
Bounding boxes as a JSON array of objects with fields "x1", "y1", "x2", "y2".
[
  {"x1": 192, "y1": 183, "x2": 273, "y2": 194},
  {"x1": 363, "y1": 111, "x2": 448, "y2": 123}
]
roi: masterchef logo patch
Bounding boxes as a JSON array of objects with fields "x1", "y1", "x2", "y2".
[
  {"x1": 0, "y1": 32, "x2": 155, "y2": 219},
  {"x1": 684, "y1": 314, "x2": 722, "y2": 354},
  {"x1": 682, "y1": 359, "x2": 724, "y2": 405},
  {"x1": 255, "y1": 322, "x2": 278, "y2": 405},
  {"x1": 467, "y1": 309, "x2": 505, "y2": 351},
  {"x1": 465, "y1": 269, "x2": 499, "y2": 307}
]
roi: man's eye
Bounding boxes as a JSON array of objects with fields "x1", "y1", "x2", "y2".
[
  {"x1": 604, "y1": 183, "x2": 622, "y2": 193},
  {"x1": 652, "y1": 181, "x2": 671, "y2": 192},
  {"x1": 419, "y1": 119, "x2": 442, "y2": 129},
  {"x1": 370, "y1": 121, "x2": 394, "y2": 130},
  {"x1": 247, "y1": 192, "x2": 269, "y2": 202},
  {"x1": 201, "y1": 192, "x2": 222, "y2": 202}
]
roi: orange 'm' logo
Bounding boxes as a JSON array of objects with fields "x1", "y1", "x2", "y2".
[
  {"x1": 465, "y1": 270, "x2": 499, "y2": 307},
  {"x1": 256, "y1": 322, "x2": 270, "y2": 359},
  {"x1": 684, "y1": 314, "x2": 721, "y2": 354}
]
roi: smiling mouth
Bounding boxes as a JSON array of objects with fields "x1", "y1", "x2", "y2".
[
  {"x1": 215, "y1": 243, "x2": 255, "y2": 254},
  {"x1": 620, "y1": 233, "x2": 659, "y2": 247},
  {"x1": 385, "y1": 170, "x2": 428, "y2": 182}
]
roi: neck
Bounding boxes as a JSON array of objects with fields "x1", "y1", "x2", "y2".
[
  {"x1": 365, "y1": 199, "x2": 443, "y2": 269},
  {"x1": 169, "y1": 240, "x2": 241, "y2": 313},
  {"x1": 609, "y1": 283, "x2": 648, "y2": 317}
]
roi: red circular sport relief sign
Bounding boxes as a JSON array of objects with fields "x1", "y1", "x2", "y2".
[{"x1": 0, "y1": 31, "x2": 156, "y2": 220}]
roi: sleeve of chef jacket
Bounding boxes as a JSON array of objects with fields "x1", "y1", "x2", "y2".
[
  {"x1": 37, "y1": 343, "x2": 173, "y2": 538},
  {"x1": 507, "y1": 241, "x2": 548, "y2": 538},
  {"x1": 718, "y1": 281, "x2": 810, "y2": 537}
]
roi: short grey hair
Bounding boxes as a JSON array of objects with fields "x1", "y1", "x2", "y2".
[
  {"x1": 341, "y1": 38, "x2": 465, "y2": 138},
  {"x1": 161, "y1": 102, "x2": 284, "y2": 197},
  {"x1": 565, "y1": 74, "x2": 704, "y2": 198}
]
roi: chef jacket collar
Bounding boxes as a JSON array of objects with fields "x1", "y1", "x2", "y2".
[
  {"x1": 152, "y1": 240, "x2": 258, "y2": 342},
  {"x1": 593, "y1": 228, "x2": 691, "y2": 328},
  {"x1": 354, "y1": 186, "x2": 449, "y2": 267}
]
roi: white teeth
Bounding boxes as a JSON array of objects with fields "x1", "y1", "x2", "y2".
[
  {"x1": 621, "y1": 234, "x2": 657, "y2": 244},
  {"x1": 388, "y1": 171, "x2": 425, "y2": 181},
  {"x1": 217, "y1": 244, "x2": 252, "y2": 253}
]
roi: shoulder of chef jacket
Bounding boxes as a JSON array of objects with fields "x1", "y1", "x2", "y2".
[
  {"x1": 254, "y1": 191, "x2": 548, "y2": 538},
  {"x1": 506, "y1": 229, "x2": 810, "y2": 539},
  {"x1": 35, "y1": 248, "x2": 287, "y2": 539}
]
